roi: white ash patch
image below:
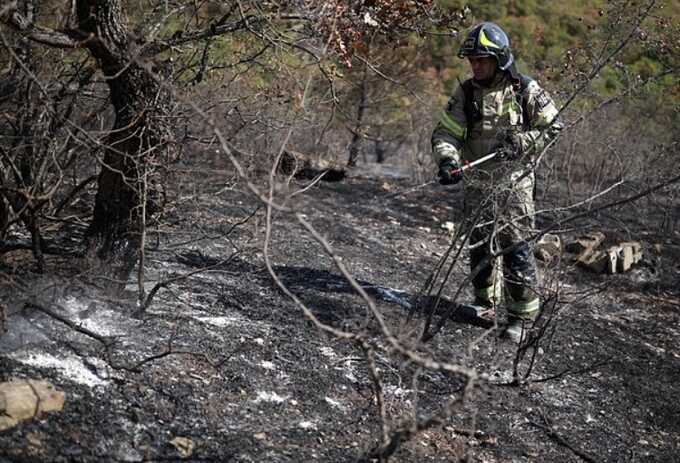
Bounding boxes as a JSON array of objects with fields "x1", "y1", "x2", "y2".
[
  {"x1": 384, "y1": 385, "x2": 412, "y2": 398},
  {"x1": 60, "y1": 296, "x2": 124, "y2": 337},
  {"x1": 319, "y1": 346, "x2": 337, "y2": 358},
  {"x1": 11, "y1": 350, "x2": 108, "y2": 387},
  {"x1": 195, "y1": 315, "x2": 245, "y2": 328},
  {"x1": 299, "y1": 421, "x2": 316, "y2": 430},
  {"x1": 334, "y1": 357, "x2": 360, "y2": 383},
  {"x1": 260, "y1": 361, "x2": 276, "y2": 370},
  {"x1": 325, "y1": 396, "x2": 345, "y2": 410},
  {"x1": 61, "y1": 296, "x2": 90, "y2": 315},
  {"x1": 344, "y1": 370, "x2": 358, "y2": 383},
  {"x1": 253, "y1": 391, "x2": 288, "y2": 403}
]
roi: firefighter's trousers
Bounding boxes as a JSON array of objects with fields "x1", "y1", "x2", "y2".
[{"x1": 463, "y1": 168, "x2": 540, "y2": 318}]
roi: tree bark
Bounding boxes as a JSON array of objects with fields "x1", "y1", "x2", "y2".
[
  {"x1": 75, "y1": 0, "x2": 173, "y2": 282},
  {"x1": 375, "y1": 139, "x2": 385, "y2": 164},
  {"x1": 347, "y1": 63, "x2": 369, "y2": 167}
]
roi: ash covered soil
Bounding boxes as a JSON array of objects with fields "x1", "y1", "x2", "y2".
[{"x1": 1, "y1": 163, "x2": 679, "y2": 462}]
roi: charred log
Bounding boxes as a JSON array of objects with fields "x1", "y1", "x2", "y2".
[{"x1": 278, "y1": 150, "x2": 346, "y2": 182}]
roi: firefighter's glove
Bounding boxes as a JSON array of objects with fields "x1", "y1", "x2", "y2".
[
  {"x1": 438, "y1": 159, "x2": 463, "y2": 185},
  {"x1": 498, "y1": 131, "x2": 523, "y2": 161}
]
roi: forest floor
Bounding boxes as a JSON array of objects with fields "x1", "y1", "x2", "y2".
[{"x1": 1, "y1": 160, "x2": 679, "y2": 463}]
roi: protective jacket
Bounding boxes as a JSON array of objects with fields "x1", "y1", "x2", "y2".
[
  {"x1": 431, "y1": 70, "x2": 562, "y2": 317},
  {"x1": 432, "y1": 71, "x2": 561, "y2": 168}
]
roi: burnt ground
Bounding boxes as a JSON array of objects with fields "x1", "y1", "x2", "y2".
[{"x1": 1, "y1": 162, "x2": 679, "y2": 463}]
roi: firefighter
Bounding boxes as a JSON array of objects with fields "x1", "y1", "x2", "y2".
[{"x1": 431, "y1": 22, "x2": 563, "y2": 343}]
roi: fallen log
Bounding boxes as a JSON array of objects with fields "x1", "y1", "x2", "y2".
[{"x1": 277, "y1": 150, "x2": 346, "y2": 182}]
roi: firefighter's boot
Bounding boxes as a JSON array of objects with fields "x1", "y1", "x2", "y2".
[{"x1": 501, "y1": 299, "x2": 540, "y2": 344}]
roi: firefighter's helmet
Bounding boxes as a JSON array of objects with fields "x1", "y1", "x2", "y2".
[{"x1": 458, "y1": 22, "x2": 514, "y2": 71}]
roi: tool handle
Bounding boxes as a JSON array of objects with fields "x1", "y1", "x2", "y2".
[{"x1": 449, "y1": 151, "x2": 499, "y2": 175}]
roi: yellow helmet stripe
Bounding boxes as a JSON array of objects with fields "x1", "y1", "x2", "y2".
[{"x1": 479, "y1": 29, "x2": 500, "y2": 49}]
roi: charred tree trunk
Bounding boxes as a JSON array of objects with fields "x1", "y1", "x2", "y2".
[
  {"x1": 76, "y1": 0, "x2": 173, "y2": 282},
  {"x1": 0, "y1": 196, "x2": 7, "y2": 241},
  {"x1": 347, "y1": 63, "x2": 369, "y2": 168},
  {"x1": 375, "y1": 139, "x2": 385, "y2": 164},
  {"x1": 0, "y1": 302, "x2": 6, "y2": 337}
]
